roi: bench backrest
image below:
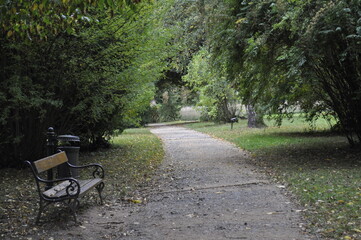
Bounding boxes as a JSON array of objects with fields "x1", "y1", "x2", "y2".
[{"x1": 33, "y1": 151, "x2": 68, "y2": 174}]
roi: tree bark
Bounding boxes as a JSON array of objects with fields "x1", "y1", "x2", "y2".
[{"x1": 246, "y1": 104, "x2": 266, "y2": 128}]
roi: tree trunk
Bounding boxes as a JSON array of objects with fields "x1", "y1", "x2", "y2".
[{"x1": 246, "y1": 104, "x2": 266, "y2": 128}]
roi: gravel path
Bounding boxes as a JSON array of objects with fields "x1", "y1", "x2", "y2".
[
  {"x1": 41, "y1": 126, "x2": 315, "y2": 240},
  {"x1": 113, "y1": 126, "x2": 314, "y2": 240}
]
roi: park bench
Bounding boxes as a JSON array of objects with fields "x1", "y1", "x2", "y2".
[{"x1": 25, "y1": 151, "x2": 105, "y2": 223}]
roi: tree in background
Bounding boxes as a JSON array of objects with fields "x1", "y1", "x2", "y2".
[
  {"x1": 199, "y1": 0, "x2": 361, "y2": 144},
  {"x1": 145, "y1": 0, "x2": 207, "y2": 122},
  {"x1": 183, "y1": 48, "x2": 240, "y2": 122}
]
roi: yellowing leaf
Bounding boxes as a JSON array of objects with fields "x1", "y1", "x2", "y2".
[
  {"x1": 6, "y1": 30, "x2": 13, "y2": 38},
  {"x1": 235, "y1": 18, "x2": 247, "y2": 24},
  {"x1": 130, "y1": 199, "x2": 142, "y2": 204},
  {"x1": 32, "y1": 3, "x2": 38, "y2": 11}
]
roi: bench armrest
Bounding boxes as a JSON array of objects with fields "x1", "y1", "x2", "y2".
[{"x1": 67, "y1": 162, "x2": 105, "y2": 179}]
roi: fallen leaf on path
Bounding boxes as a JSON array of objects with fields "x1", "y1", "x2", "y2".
[
  {"x1": 266, "y1": 211, "x2": 284, "y2": 215},
  {"x1": 130, "y1": 199, "x2": 142, "y2": 204}
]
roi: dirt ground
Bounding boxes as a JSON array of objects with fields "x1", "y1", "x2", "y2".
[{"x1": 23, "y1": 126, "x2": 317, "y2": 240}]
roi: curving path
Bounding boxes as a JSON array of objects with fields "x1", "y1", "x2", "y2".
[
  {"x1": 44, "y1": 126, "x2": 315, "y2": 240},
  {"x1": 113, "y1": 126, "x2": 314, "y2": 240}
]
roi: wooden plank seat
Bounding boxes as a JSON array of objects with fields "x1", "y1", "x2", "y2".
[{"x1": 25, "y1": 151, "x2": 105, "y2": 223}]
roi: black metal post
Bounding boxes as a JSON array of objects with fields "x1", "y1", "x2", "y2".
[
  {"x1": 230, "y1": 117, "x2": 238, "y2": 130},
  {"x1": 46, "y1": 127, "x2": 57, "y2": 190}
]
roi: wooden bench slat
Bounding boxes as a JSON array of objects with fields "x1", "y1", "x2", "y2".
[
  {"x1": 43, "y1": 180, "x2": 71, "y2": 198},
  {"x1": 79, "y1": 179, "x2": 103, "y2": 195},
  {"x1": 43, "y1": 179, "x2": 103, "y2": 198},
  {"x1": 33, "y1": 152, "x2": 68, "y2": 173}
]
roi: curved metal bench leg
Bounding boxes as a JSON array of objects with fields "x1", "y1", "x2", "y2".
[
  {"x1": 95, "y1": 182, "x2": 105, "y2": 205},
  {"x1": 36, "y1": 199, "x2": 52, "y2": 224},
  {"x1": 68, "y1": 198, "x2": 80, "y2": 223}
]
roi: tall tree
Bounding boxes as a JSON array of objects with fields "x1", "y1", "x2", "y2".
[
  {"x1": 0, "y1": 0, "x2": 175, "y2": 167},
  {"x1": 213, "y1": 0, "x2": 361, "y2": 144}
]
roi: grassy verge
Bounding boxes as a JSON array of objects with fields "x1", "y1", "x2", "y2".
[
  {"x1": 100, "y1": 128, "x2": 164, "y2": 199},
  {"x1": 187, "y1": 118, "x2": 361, "y2": 240},
  {"x1": 0, "y1": 128, "x2": 164, "y2": 239}
]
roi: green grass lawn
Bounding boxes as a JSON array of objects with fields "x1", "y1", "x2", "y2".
[
  {"x1": 187, "y1": 118, "x2": 361, "y2": 240},
  {"x1": 83, "y1": 128, "x2": 164, "y2": 199},
  {"x1": 0, "y1": 128, "x2": 164, "y2": 239}
]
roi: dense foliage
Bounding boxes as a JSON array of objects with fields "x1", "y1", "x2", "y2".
[
  {"x1": 2, "y1": 0, "x2": 361, "y2": 167},
  {"x1": 0, "y1": 0, "x2": 139, "y2": 41},
  {"x1": 0, "y1": 1, "x2": 174, "y2": 167},
  {"x1": 142, "y1": 0, "x2": 208, "y2": 123},
  {"x1": 179, "y1": 0, "x2": 361, "y2": 145}
]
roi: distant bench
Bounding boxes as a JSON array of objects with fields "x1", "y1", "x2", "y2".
[{"x1": 25, "y1": 151, "x2": 104, "y2": 223}]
